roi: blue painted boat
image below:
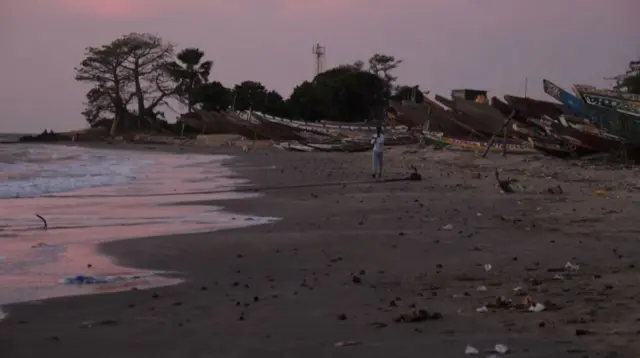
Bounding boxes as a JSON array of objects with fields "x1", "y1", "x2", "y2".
[{"x1": 543, "y1": 79, "x2": 640, "y2": 143}]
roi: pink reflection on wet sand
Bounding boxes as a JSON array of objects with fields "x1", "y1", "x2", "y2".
[{"x1": 0, "y1": 150, "x2": 277, "y2": 306}]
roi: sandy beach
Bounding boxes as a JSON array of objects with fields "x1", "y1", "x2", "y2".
[{"x1": 1, "y1": 142, "x2": 640, "y2": 357}]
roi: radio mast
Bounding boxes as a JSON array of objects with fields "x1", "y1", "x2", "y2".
[{"x1": 312, "y1": 43, "x2": 326, "y2": 77}]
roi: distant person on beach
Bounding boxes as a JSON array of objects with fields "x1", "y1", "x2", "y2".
[{"x1": 371, "y1": 126, "x2": 385, "y2": 179}]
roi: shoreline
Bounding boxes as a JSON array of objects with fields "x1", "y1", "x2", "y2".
[
  {"x1": 1, "y1": 142, "x2": 640, "y2": 357},
  {"x1": 0, "y1": 142, "x2": 277, "y2": 307}
]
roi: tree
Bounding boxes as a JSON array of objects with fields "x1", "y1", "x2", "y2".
[
  {"x1": 288, "y1": 81, "x2": 329, "y2": 120},
  {"x1": 263, "y1": 90, "x2": 289, "y2": 118},
  {"x1": 75, "y1": 32, "x2": 177, "y2": 135},
  {"x1": 193, "y1": 81, "x2": 232, "y2": 111},
  {"x1": 75, "y1": 39, "x2": 134, "y2": 135},
  {"x1": 392, "y1": 85, "x2": 425, "y2": 103},
  {"x1": 613, "y1": 59, "x2": 640, "y2": 94},
  {"x1": 368, "y1": 53, "x2": 402, "y2": 85},
  {"x1": 167, "y1": 48, "x2": 213, "y2": 112},
  {"x1": 231, "y1": 81, "x2": 269, "y2": 111},
  {"x1": 288, "y1": 64, "x2": 388, "y2": 122},
  {"x1": 117, "y1": 33, "x2": 176, "y2": 125}
]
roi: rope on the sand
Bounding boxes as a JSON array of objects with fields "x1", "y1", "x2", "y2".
[
  {"x1": 41, "y1": 177, "x2": 417, "y2": 199},
  {"x1": 35, "y1": 214, "x2": 48, "y2": 229}
]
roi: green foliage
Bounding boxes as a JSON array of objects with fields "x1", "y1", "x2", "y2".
[
  {"x1": 76, "y1": 34, "x2": 406, "y2": 131},
  {"x1": 192, "y1": 81, "x2": 232, "y2": 111},
  {"x1": 167, "y1": 48, "x2": 213, "y2": 111},
  {"x1": 287, "y1": 59, "x2": 392, "y2": 122},
  {"x1": 75, "y1": 32, "x2": 177, "y2": 135}
]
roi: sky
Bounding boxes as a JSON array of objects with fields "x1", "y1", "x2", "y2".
[{"x1": 1, "y1": 0, "x2": 639, "y2": 133}]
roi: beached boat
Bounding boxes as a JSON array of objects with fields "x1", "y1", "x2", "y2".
[
  {"x1": 420, "y1": 97, "x2": 488, "y2": 139},
  {"x1": 543, "y1": 79, "x2": 640, "y2": 143},
  {"x1": 573, "y1": 85, "x2": 640, "y2": 117},
  {"x1": 422, "y1": 132, "x2": 536, "y2": 154},
  {"x1": 434, "y1": 95, "x2": 506, "y2": 136}
]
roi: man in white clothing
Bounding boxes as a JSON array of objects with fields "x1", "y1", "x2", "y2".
[{"x1": 371, "y1": 126, "x2": 385, "y2": 179}]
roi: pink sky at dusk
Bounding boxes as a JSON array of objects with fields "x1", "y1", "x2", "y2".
[{"x1": 1, "y1": 0, "x2": 639, "y2": 132}]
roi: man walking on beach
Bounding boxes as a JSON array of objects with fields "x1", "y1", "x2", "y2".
[{"x1": 371, "y1": 126, "x2": 385, "y2": 179}]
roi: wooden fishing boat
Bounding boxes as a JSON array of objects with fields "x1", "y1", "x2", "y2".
[
  {"x1": 420, "y1": 98, "x2": 488, "y2": 139},
  {"x1": 422, "y1": 132, "x2": 536, "y2": 154},
  {"x1": 434, "y1": 95, "x2": 506, "y2": 136},
  {"x1": 503, "y1": 95, "x2": 567, "y2": 119},
  {"x1": 275, "y1": 141, "x2": 315, "y2": 152},
  {"x1": 543, "y1": 79, "x2": 640, "y2": 143},
  {"x1": 573, "y1": 85, "x2": 640, "y2": 117}
]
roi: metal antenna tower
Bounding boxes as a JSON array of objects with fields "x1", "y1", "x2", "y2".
[{"x1": 312, "y1": 43, "x2": 326, "y2": 77}]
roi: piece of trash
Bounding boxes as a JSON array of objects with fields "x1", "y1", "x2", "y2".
[
  {"x1": 31, "y1": 242, "x2": 53, "y2": 248},
  {"x1": 529, "y1": 302, "x2": 545, "y2": 312},
  {"x1": 553, "y1": 274, "x2": 564, "y2": 280},
  {"x1": 476, "y1": 213, "x2": 483, "y2": 217},
  {"x1": 465, "y1": 345, "x2": 479, "y2": 355},
  {"x1": 60, "y1": 273, "x2": 155, "y2": 285},
  {"x1": 593, "y1": 189, "x2": 607, "y2": 196},
  {"x1": 440, "y1": 224, "x2": 453, "y2": 231},
  {"x1": 477, "y1": 285, "x2": 487, "y2": 292},
  {"x1": 495, "y1": 343, "x2": 509, "y2": 354},
  {"x1": 565, "y1": 262, "x2": 580, "y2": 271},
  {"x1": 484, "y1": 264, "x2": 492, "y2": 272},
  {"x1": 513, "y1": 286, "x2": 522, "y2": 293},
  {"x1": 334, "y1": 340, "x2": 361, "y2": 347},
  {"x1": 476, "y1": 306, "x2": 488, "y2": 313},
  {"x1": 393, "y1": 309, "x2": 442, "y2": 323}
]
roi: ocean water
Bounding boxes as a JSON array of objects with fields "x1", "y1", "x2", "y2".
[{"x1": 0, "y1": 143, "x2": 277, "y2": 310}]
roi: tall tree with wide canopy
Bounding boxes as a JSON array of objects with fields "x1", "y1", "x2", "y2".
[{"x1": 75, "y1": 32, "x2": 177, "y2": 135}]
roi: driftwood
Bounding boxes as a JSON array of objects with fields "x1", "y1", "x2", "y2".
[
  {"x1": 494, "y1": 170, "x2": 517, "y2": 194},
  {"x1": 482, "y1": 110, "x2": 517, "y2": 158},
  {"x1": 35, "y1": 214, "x2": 47, "y2": 229}
]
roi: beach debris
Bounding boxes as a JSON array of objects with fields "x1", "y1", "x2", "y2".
[
  {"x1": 524, "y1": 296, "x2": 547, "y2": 312},
  {"x1": 60, "y1": 273, "x2": 155, "y2": 285},
  {"x1": 465, "y1": 345, "x2": 480, "y2": 355},
  {"x1": 546, "y1": 185, "x2": 564, "y2": 194},
  {"x1": 593, "y1": 189, "x2": 607, "y2": 196},
  {"x1": 484, "y1": 264, "x2": 492, "y2": 272},
  {"x1": 476, "y1": 306, "x2": 489, "y2": 313},
  {"x1": 31, "y1": 242, "x2": 54, "y2": 248},
  {"x1": 477, "y1": 285, "x2": 487, "y2": 292},
  {"x1": 494, "y1": 169, "x2": 517, "y2": 193},
  {"x1": 334, "y1": 340, "x2": 361, "y2": 347},
  {"x1": 494, "y1": 343, "x2": 509, "y2": 354},
  {"x1": 35, "y1": 214, "x2": 48, "y2": 229},
  {"x1": 81, "y1": 319, "x2": 119, "y2": 328},
  {"x1": 393, "y1": 309, "x2": 442, "y2": 323},
  {"x1": 439, "y1": 224, "x2": 453, "y2": 231},
  {"x1": 553, "y1": 274, "x2": 565, "y2": 280},
  {"x1": 575, "y1": 328, "x2": 596, "y2": 336},
  {"x1": 408, "y1": 165, "x2": 422, "y2": 181},
  {"x1": 369, "y1": 321, "x2": 388, "y2": 328},
  {"x1": 565, "y1": 262, "x2": 580, "y2": 271}
]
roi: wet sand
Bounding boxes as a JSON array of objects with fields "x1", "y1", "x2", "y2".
[{"x1": 2, "y1": 143, "x2": 640, "y2": 357}]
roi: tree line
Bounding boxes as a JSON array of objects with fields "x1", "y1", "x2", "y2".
[
  {"x1": 76, "y1": 32, "x2": 639, "y2": 136},
  {"x1": 76, "y1": 32, "x2": 426, "y2": 136}
]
